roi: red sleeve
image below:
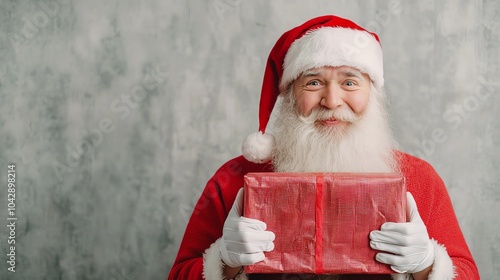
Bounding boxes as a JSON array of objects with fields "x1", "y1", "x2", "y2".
[
  {"x1": 401, "y1": 153, "x2": 479, "y2": 279},
  {"x1": 167, "y1": 157, "x2": 256, "y2": 279},
  {"x1": 167, "y1": 179, "x2": 225, "y2": 279}
]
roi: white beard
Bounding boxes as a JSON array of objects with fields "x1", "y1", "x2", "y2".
[{"x1": 271, "y1": 86, "x2": 399, "y2": 173}]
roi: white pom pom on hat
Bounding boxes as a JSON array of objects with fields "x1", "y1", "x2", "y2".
[
  {"x1": 242, "y1": 131, "x2": 276, "y2": 164},
  {"x1": 242, "y1": 15, "x2": 384, "y2": 163}
]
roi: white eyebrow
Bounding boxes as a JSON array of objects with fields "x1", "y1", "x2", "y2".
[
  {"x1": 300, "y1": 69, "x2": 365, "y2": 81},
  {"x1": 301, "y1": 70, "x2": 321, "y2": 77},
  {"x1": 338, "y1": 70, "x2": 365, "y2": 81}
]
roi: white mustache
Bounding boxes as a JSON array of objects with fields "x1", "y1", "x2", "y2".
[{"x1": 299, "y1": 107, "x2": 360, "y2": 124}]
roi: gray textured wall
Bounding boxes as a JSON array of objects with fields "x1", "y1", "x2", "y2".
[{"x1": 0, "y1": 0, "x2": 498, "y2": 279}]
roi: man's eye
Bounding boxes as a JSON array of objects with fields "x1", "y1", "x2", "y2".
[
  {"x1": 306, "y1": 80, "x2": 320, "y2": 86},
  {"x1": 344, "y1": 80, "x2": 356, "y2": 86}
]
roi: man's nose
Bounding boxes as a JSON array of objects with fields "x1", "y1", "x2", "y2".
[{"x1": 320, "y1": 85, "x2": 344, "y2": 109}]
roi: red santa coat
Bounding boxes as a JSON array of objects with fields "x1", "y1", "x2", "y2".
[{"x1": 168, "y1": 152, "x2": 479, "y2": 280}]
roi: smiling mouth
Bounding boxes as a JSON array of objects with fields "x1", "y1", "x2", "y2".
[{"x1": 320, "y1": 117, "x2": 343, "y2": 126}]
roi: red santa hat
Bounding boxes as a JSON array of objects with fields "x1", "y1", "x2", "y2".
[{"x1": 242, "y1": 15, "x2": 384, "y2": 163}]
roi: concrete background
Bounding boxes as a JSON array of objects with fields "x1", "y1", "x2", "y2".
[{"x1": 0, "y1": 0, "x2": 498, "y2": 279}]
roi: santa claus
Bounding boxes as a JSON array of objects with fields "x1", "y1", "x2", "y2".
[{"x1": 168, "y1": 15, "x2": 479, "y2": 280}]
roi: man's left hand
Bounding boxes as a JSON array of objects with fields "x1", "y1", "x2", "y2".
[{"x1": 369, "y1": 192, "x2": 434, "y2": 274}]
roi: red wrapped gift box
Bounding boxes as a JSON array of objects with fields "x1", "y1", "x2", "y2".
[{"x1": 243, "y1": 172, "x2": 406, "y2": 274}]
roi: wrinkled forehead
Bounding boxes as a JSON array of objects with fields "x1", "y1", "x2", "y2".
[{"x1": 300, "y1": 66, "x2": 366, "y2": 80}]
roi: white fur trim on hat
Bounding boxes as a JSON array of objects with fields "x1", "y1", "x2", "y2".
[
  {"x1": 203, "y1": 238, "x2": 248, "y2": 280},
  {"x1": 280, "y1": 27, "x2": 384, "y2": 90},
  {"x1": 242, "y1": 131, "x2": 275, "y2": 164},
  {"x1": 390, "y1": 238, "x2": 456, "y2": 280}
]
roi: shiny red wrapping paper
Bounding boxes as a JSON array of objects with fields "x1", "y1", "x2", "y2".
[{"x1": 243, "y1": 172, "x2": 406, "y2": 274}]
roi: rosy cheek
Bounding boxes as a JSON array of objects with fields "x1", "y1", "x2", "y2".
[
  {"x1": 350, "y1": 96, "x2": 369, "y2": 114},
  {"x1": 297, "y1": 102, "x2": 309, "y2": 116},
  {"x1": 351, "y1": 103, "x2": 363, "y2": 114},
  {"x1": 297, "y1": 96, "x2": 319, "y2": 116}
]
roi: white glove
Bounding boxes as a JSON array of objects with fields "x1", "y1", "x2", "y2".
[
  {"x1": 220, "y1": 188, "x2": 275, "y2": 267},
  {"x1": 369, "y1": 192, "x2": 434, "y2": 274}
]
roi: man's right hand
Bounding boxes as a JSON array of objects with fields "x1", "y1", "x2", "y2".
[{"x1": 219, "y1": 188, "x2": 276, "y2": 267}]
